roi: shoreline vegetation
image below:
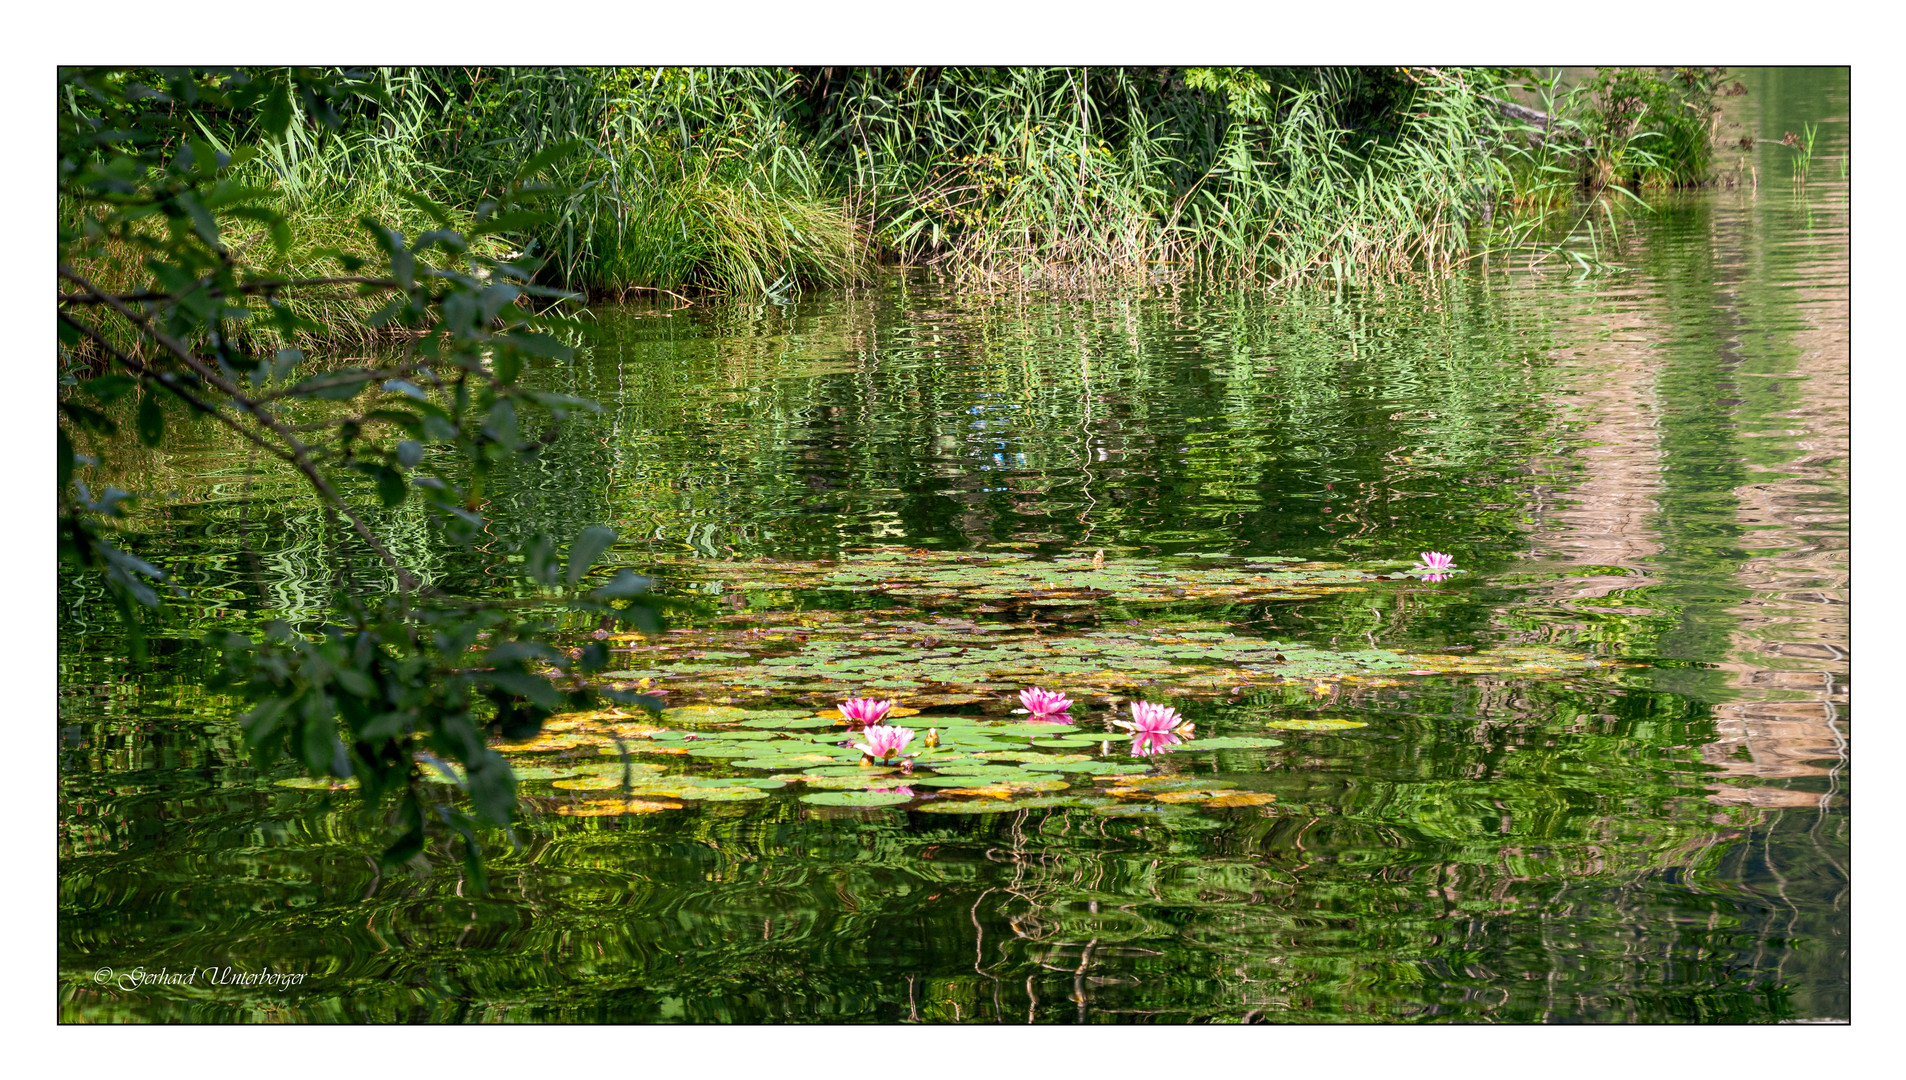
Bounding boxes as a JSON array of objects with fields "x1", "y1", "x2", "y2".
[{"x1": 63, "y1": 65, "x2": 1731, "y2": 349}]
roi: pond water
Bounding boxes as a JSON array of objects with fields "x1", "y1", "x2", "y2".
[{"x1": 58, "y1": 69, "x2": 1849, "y2": 1023}]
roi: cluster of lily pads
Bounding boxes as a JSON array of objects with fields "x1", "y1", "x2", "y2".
[
  {"x1": 838, "y1": 687, "x2": 1199, "y2": 769},
  {"x1": 459, "y1": 687, "x2": 1291, "y2": 818},
  {"x1": 270, "y1": 549, "x2": 1619, "y2": 821}
]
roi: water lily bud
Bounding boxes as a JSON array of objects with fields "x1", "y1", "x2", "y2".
[{"x1": 924, "y1": 729, "x2": 940, "y2": 748}]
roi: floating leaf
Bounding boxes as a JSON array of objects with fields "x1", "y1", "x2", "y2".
[
  {"x1": 1262, "y1": 718, "x2": 1368, "y2": 731},
  {"x1": 993, "y1": 723, "x2": 1079, "y2": 738},
  {"x1": 800, "y1": 790, "x2": 914, "y2": 807},
  {"x1": 942, "y1": 778, "x2": 1070, "y2": 796},
  {"x1": 272, "y1": 777, "x2": 358, "y2": 791},
  {"x1": 1092, "y1": 803, "x2": 1195, "y2": 818},
  {"x1": 732, "y1": 755, "x2": 840, "y2": 770},
  {"x1": 738, "y1": 716, "x2": 839, "y2": 729},
  {"x1": 806, "y1": 764, "x2": 901, "y2": 778},
  {"x1": 660, "y1": 705, "x2": 753, "y2": 725},
  {"x1": 553, "y1": 798, "x2": 681, "y2": 816},
  {"x1": 685, "y1": 744, "x2": 765, "y2": 758},
  {"x1": 552, "y1": 776, "x2": 626, "y2": 791},
  {"x1": 1167, "y1": 736, "x2": 1285, "y2": 750},
  {"x1": 1021, "y1": 760, "x2": 1149, "y2": 774},
  {"x1": 1206, "y1": 792, "x2": 1278, "y2": 807},
  {"x1": 912, "y1": 799, "x2": 1024, "y2": 814}
]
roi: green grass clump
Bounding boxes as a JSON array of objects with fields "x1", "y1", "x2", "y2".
[{"x1": 61, "y1": 64, "x2": 1729, "y2": 330}]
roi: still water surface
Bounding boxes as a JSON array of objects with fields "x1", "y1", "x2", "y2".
[{"x1": 58, "y1": 69, "x2": 1848, "y2": 1023}]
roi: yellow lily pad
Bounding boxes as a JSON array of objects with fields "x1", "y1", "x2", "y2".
[
  {"x1": 1205, "y1": 792, "x2": 1278, "y2": 807},
  {"x1": 553, "y1": 798, "x2": 682, "y2": 816}
]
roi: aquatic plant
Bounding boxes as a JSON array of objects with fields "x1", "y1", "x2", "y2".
[
  {"x1": 1116, "y1": 700, "x2": 1191, "y2": 737},
  {"x1": 1415, "y1": 551, "x2": 1457, "y2": 582},
  {"x1": 838, "y1": 697, "x2": 898, "y2": 725},
  {"x1": 852, "y1": 724, "x2": 916, "y2": 762},
  {"x1": 1015, "y1": 687, "x2": 1074, "y2": 720}
]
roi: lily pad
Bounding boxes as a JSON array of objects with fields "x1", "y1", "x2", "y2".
[
  {"x1": 1092, "y1": 803, "x2": 1195, "y2": 818},
  {"x1": 941, "y1": 778, "x2": 1071, "y2": 796},
  {"x1": 1166, "y1": 736, "x2": 1285, "y2": 750},
  {"x1": 800, "y1": 790, "x2": 915, "y2": 807},
  {"x1": 272, "y1": 777, "x2": 358, "y2": 791},
  {"x1": 993, "y1": 723, "x2": 1080, "y2": 738},
  {"x1": 551, "y1": 776, "x2": 628, "y2": 791},
  {"x1": 1262, "y1": 718, "x2": 1368, "y2": 731},
  {"x1": 685, "y1": 744, "x2": 767, "y2": 758},
  {"x1": 1205, "y1": 792, "x2": 1278, "y2": 807},
  {"x1": 661, "y1": 705, "x2": 753, "y2": 725},
  {"x1": 912, "y1": 799, "x2": 1025, "y2": 814},
  {"x1": 731, "y1": 753, "x2": 842, "y2": 770},
  {"x1": 1021, "y1": 760, "x2": 1150, "y2": 775},
  {"x1": 1105, "y1": 776, "x2": 1237, "y2": 792},
  {"x1": 553, "y1": 798, "x2": 682, "y2": 816},
  {"x1": 676, "y1": 786, "x2": 768, "y2": 802},
  {"x1": 806, "y1": 764, "x2": 902, "y2": 777},
  {"x1": 738, "y1": 716, "x2": 840, "y2": 729}
]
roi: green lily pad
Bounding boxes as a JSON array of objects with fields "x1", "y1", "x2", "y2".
[
  {"x1": 273, "y1": 776, "x2": 358, "y2": 790},
  {"x1": 738, "y1": 716, "x2": 840, "y2": 729},
  {"x1": 1092, "y1": 803, "x2": 1195, "y2": 818},
  {"x1": 1106, "y1": 776, "x2": 1237, "y2": 791},
  {"x1": 993, "y1": 723, "x2": 1081, "y2": 738},
  {"x1": 1167, "y1": 736, "x2": 1284, "y2": 750},
  {"x1": 801, "y1": 790, "x2": 915, "y2": 807},
  {"x1": 685, "y1": 744, "x2": 766, "y2": 758},
  {"x1": 805, "y1": 774, "x2": 914, "y2": 790},
  {"x1": 912, "y1": 799, "x2": 1025, "y2": 814},
  {"x1": 910, "y1": 772, "x2": 1037, "y2": 788},
  {"x1": 1263, "y1": 718, "x2": 1369, "y2": 730},
  {"x1": 678, "y1": 786, "x2": 768, "y2": 802},
  {"x1": 1021, "y1": 760, "x2": 1149, "y2": 774},
  {"x1": 509, "y1": 765, "x2": 589, "y2": 781},
  {"x1": 552, "y1": 776, "x2": 626, "y2": 791},
  {"x1": 661, "y1": 705, "x2": 753, "y2": 726},
  {"x1": 806, "y1": 764, "x2": 901, "y2": 777},
  {"x1": 732, "y1": 755, "x2": 840, "y2": 770},
  {"x1": 1039, "y1": 734, "x2": 1117, "y2": 747}
]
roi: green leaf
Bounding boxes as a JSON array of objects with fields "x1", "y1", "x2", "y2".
[
  {"x1": 81, "y1": 375, "x2": 138, "y2": 403},
  {"x1": 514, "y1": 138, "x2": 585, "y2": 181},
  {"x1": 135, "y1": 395, "x2": 164, "y2": 447},
  {"x1": 590, "y1": 570, "x2": 652, "y2": 600},
  {"x1": 567, "y1": 525, "x2": 617, "y2": 587},
  {"x1": 374, "y1": 466, "x2": 407, "y2": 509},
  {"x1": 504, "y1": 331, "x2": 573, "y2": 361},
  {"x1": 59, "y1": 400, "x2": 117, "y2": 436},
  {"x1": 260, "y1": 79, "x2": 294, "y2": 140},
  {"x1": 287, "y1": 369, "x2": 373, "y2": 401},
  {"x1": 57, "y1": 428, "x2": 74, "y2": 492}
]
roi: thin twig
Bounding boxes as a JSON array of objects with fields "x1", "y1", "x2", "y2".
[
  {"x1": 59, "y1": 264, "x2": 423, "y2": 593},
  {"x1": 56, "y1": 276, "x2": 405, "y2": 306}
]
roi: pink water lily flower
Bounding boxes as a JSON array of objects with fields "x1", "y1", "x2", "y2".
[
  {"x1": 838, "y1": 697, "x2": 897, "y2": 725},
  {"x1": 1414, "y1": 551, "x2": 1456, "y2": 583},
  {"x1": 852, "y1": 724, "x2": 916, "y2": 762},
  {"x1": 1014, "y1": 686, "x2": 1074, "y2": 721},
  {"x1": 1128, "y1": 730, "x2": 1185, "y2": 757},
  {"x1": 1115, "y1": 700, "x2": 1187, "y2": 736}
]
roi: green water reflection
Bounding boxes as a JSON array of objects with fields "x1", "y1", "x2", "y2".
[{"x1": 58, "y1": 68, "x2": 1848, "y2": 1023}]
